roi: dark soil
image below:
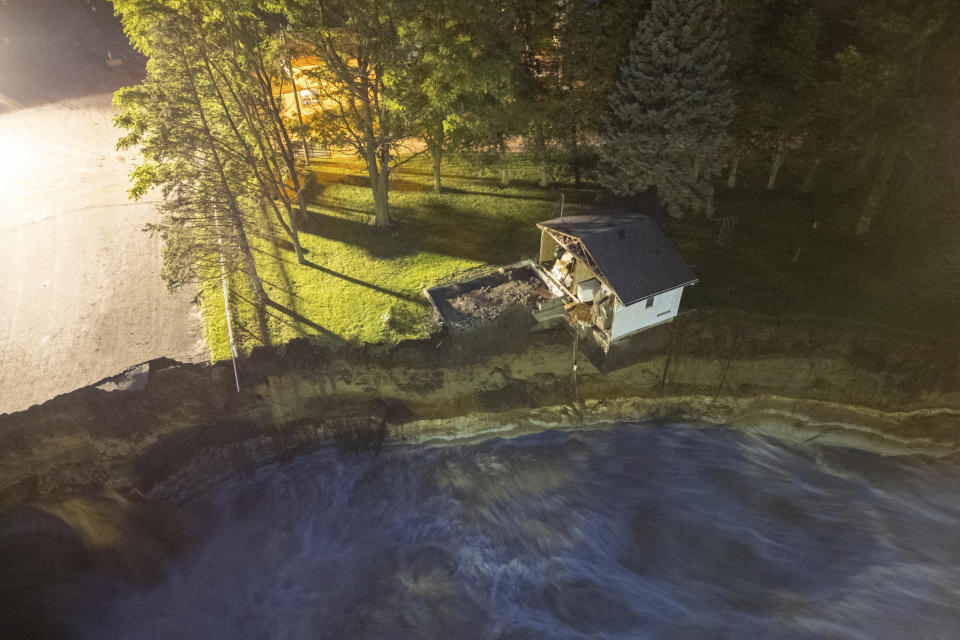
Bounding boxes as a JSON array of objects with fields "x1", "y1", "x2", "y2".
[{"x1": 429, "y1": 266, "x2": 554, "y2": 331}]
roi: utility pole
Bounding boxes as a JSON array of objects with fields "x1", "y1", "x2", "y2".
[
  {"x1": 571, "y1": 329, "x2": 580, "y2": 404},
  {"x1": 214, "y1": 210, "x2": 241, "y2": 393}
]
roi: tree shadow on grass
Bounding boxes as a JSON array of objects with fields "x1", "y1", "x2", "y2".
[
  {"x1": 438, "y1": 181, "x2": 605, "y2": 204},
  {"x1": 270, "y1": 236, "x2": 309, "y2": 256},
  {"x1": 394, "y1": 166, "x2": 478, "y2": 182},
  {"x1": 309, "y1": 200, "x2": 373, "y2": 218},
  {"x1": 300, "y1": 260, "x2": 428, "y2": 306},
  {"x1": 253, "y1": 202, "x2": 299, "y2": 304},
  {"x1": 297, "y1": 208, "x2": 412, "y2": 259},
  {"x1": 405, "y1": 197, "x2": 557, "y2": 263},
  {"x1": 311, "y1": 169, "x2": 368, "y2": 188},
  {"x1": 297, "y1": 178, "x2": 605, "y2": 265},
  {"x1": 233, "y1": 317, "x2": 270, "y2": 348},
  {"x1": 297, "y1": 203, "x2": 539, "y2": 265},
  {"x1": 234, "y1": 290, "x2": 343, "y2": 343},
  {"x1": 390, "y1": 177, "x2": 433, "y2": 193},
  {"x1": 311, "y1": 166, "x2": 431, "y2": 194},
  {"x1": 264, "y1": 299, "x2": 344, "y2": 341}
]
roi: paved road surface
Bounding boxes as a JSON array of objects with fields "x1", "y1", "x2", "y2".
[{"x1": 0, "y1": 93, "x2": 206, "y2": 413}]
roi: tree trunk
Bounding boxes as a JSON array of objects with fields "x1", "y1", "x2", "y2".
[
  {"x1": 727, "y1": 151, "x2": 739, "y2": 189},
  {"x1": 291, "y1": 191, "x2": 306, "y2": 263},
  {"x1": 195, "y1": 40, "x2": 307, "y2": 266},
  {"x1": 692, "y1": 155, "x2": 701, "y2": 182},
  {"x1": 498, "y1": 135, "x2": 510, "y2": 188},
  {"x1": 801, "y1": 156, "x2": 821, "y2": 193},
  {"x1": 180, "y1": 45, "x2": 267, "y2": 303},
  {"x1": 378, "y1": 147, "x2": 391, "y2": 227},
  {"x1": 570, "y1": 132, "x2": 582, "y2": 187},
  {"x1": 766, "y1": 152, "x2": 784, "y2": 190},
  {"x1": 372, "y1": 181, "x2": 390, "y2": 228},
  {"x1": 705, "y1": 197, "x2": 715, "y2": 220},
  {"x1": 356, "y1": 66, "x2": 391, "y2": 228},
  {"x1": 535, "y1": 123, "x2": 549, "y2": 188},
  {"x1": 429, "y1": 141, "x2": 443, "y2": 194},
  {"x1": 855, "y1": 152, "x2": 896, "y2": 236},
  {"x1": 365, "y1": 149, "x2": 391, "y2": 228},
  {"x1": 282, "y1": 49, "x2": 310, "y2": 164},
  {"x1": 230, "y1": 208, "x2": 268, "y2": 302}
]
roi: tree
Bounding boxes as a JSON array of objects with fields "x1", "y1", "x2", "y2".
[
  {"x1": 824, "y1": 1, "x2": 960, "y2": 235},
  {"x1": 549, "y1": 0, "x2": 644, "y2": 186},
  {"x1": 275, "y1": 0, "x2": 414, "y2": 228},
  {"x1": 198, "y1": 2, "x2": 313, "y2": 263},
  {"x1": 516, "y1": 0, "x2": 563, "y2": 189},
  {"x1": 113, "y1": 0, "x2": 269, "y2": 301},
  {"x1": 389, "y1": 0, "x2": 504, "y2": 193},
  {"x1": 448, "y1": 0, "x2": 532, "y2": 189},
  {"x1": 598, "y1": 0, "x2": 735, "y2": 217},
  {"x1": 726, "y1": 2, "x2": 822, "y2": 191},
  {"x1": 174, "y1": 0, "x2": 311, "y2": 264}
]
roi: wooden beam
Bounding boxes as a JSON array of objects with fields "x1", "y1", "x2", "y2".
[{"x1": 542, "y1": 229, "x2": 622, "y2": 307}]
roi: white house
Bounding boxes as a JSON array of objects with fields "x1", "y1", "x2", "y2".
[{"x1": 536, "y1": 211, "x2": 698, "y2": 347}]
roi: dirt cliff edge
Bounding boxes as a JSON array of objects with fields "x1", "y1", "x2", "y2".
[{"x1": 2, "y1": 310, "x2": 958, "y2": 512}]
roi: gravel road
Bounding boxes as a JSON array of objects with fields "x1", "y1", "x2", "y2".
[
  {"x1": 0, "y1": 92, "x2": 205, "y2": 413},
  {"x1": 0, "y1": 0, "x2": 206, "y2": 413}
]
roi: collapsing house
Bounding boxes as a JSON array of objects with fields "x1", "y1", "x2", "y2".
[{"x1": 535, "y1": 211, "x2": 698, "y2": 349}]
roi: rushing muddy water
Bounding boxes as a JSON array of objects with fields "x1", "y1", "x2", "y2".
[{"x1": 51, "y1": 423, "x2": 960, "y2": 638}]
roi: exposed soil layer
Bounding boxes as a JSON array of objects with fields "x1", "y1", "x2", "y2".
[
  {"x1": 428, "y1": 265, "x2": 554, "y2": 331},
  {"x1": 1, "y1": 310, "x2": 959, "y2": 515}
]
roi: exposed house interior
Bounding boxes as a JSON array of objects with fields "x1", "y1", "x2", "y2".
[{"x1": 534, "y1": 211, "x2": 698, "y2": 349}]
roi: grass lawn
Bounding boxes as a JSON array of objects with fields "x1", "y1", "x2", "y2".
[
  {"x1": 199, "y1": 155, "x2": 600, "y2": 360},
  {"x1": 198, "y1": 154, "x2": 960, "y2": 361}
]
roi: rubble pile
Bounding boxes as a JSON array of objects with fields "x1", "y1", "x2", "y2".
[{"x1": 430, "y1": 266, "x2": 554, "y2": 331}]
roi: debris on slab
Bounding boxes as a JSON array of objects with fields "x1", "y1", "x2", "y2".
[{"x1": 427, "y1": 265, "x2": 556, "y2": 332}]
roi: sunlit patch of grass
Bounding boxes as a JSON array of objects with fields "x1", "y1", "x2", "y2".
[{"x1": 198, "y1": 154, "x2": 599, "y2": 359}]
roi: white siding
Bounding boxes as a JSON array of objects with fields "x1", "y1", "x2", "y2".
[{"x1": 610, "y1": 286, "x2": 685, "y2": 340}]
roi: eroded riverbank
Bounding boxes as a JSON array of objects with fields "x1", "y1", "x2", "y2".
[{"x1": 1, "y1": 310, "x2": 958, "y2": 512}]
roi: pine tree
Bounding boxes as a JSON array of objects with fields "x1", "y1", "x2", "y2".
[{"x1": 599, "y1": 0, "x2": 734, "y2": 217}]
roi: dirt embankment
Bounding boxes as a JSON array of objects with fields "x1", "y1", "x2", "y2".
[{"x1": 1, "y1": 310, "x2": 959, "y2": 512}]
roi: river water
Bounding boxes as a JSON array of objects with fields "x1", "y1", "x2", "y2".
[{"x1": 69, "y1": 423, "x2": 960, "y2": 639}]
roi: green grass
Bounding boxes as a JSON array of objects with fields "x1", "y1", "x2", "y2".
[
  {"x1": 199, "y1": 155, "x2": 600, "y2": 360},
  {"x1": 675, "y1": 189, "x2": 960, "y2": 337},
  {"x1": 198, "y1": 154, "x2": 960, "y2": 361}
]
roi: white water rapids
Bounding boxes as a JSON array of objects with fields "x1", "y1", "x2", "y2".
[{"x1": 67, "y1": 423, "x2": 960, "y2": 639}]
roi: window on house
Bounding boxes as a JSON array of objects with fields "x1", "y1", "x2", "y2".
[
  {"x1": 645, "y1": 297, "x2": 654, "y2": 309},
  {"x1": 299, "y1": 89, "x2": 318, "y2": 106}
]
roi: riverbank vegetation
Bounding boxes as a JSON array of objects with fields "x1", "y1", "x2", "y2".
[{"x1": 109, "y1": 0, "x2": 960, "y2": 359}]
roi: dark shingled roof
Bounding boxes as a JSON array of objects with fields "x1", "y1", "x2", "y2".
[{"x1": 537, "y1": 211, "x2": 698, "y2": 306}]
